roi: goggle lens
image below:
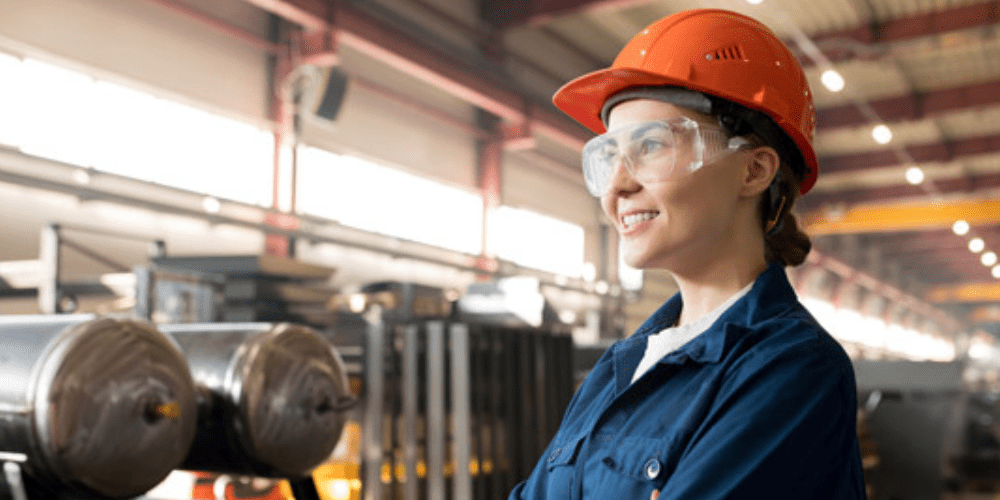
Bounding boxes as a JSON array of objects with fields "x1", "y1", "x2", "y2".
[{"x1": 581, "y1": 117, "x2": 745, "y2": 197}]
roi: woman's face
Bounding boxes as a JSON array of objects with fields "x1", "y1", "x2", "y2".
[{"x1": 600, "y1": 99, "x2": 750, "y2": 271}]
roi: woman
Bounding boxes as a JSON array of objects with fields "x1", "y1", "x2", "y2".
[{"x1": 509, "y1": 9, "x2": 867, "y2": 500}]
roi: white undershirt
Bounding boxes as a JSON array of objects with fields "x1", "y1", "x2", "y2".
[{"x1": 631, "y1": 282, "x2": 753, "y2": 384}]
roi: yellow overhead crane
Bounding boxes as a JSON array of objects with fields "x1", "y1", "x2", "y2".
[
  {"x1": 801, "y1": 198, "x2": 1000, "y2": 235},
  {"x1": 801, "y1": 198, "x2": 1000, "y2": 309}
]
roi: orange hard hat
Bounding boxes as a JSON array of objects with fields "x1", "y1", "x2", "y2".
[{"x1": 553, "y1": 9, "x2": 818, "y2": 194}]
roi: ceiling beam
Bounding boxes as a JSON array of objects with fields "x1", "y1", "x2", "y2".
[
  {"x1": 816, "y1": 78, "x2": 1000, "y2": 131},
  {"x1": 927, "y1": 282, "x2": 1000, "y2": 303},
  {"x1": 488, "y1": 0, "x2": 656, "y2": 29},
  {"x1": 239, "y1": 0, "x2": 590, "y2": 151},
  {"x1": 491, "y1": 0, "x2": 1000, "y2": 54},
  {"x1": 801, "y1": 197, "x2": 1000, "y2": 235},
  {"x1": 805, "y1": 0, "x2": 1000, "y2": 64},
  {"x1": 820, "y1": 132, "x2": 1000, "y2": 172},
  {"x1": 803, "y1": 250, "x2": 962, "y2": 331}
]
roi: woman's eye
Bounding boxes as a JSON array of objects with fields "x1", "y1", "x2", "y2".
[
  {"x1": 637, "y1": 137, "x2": 669, "y2": 156},
  {"x1": 597, "y1": 143, "x2": 621, "y2": 162}
]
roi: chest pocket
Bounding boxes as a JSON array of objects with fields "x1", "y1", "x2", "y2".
[
  {"x1": 592, "y1": 437, "x2": 673, "y2": 496},
  {"x1": 544, "y1": 434, "x2": 586, "y2": 499}
]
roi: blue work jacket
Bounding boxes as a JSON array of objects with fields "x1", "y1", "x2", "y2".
[{"x1": 509, "y1": 263, "x2": 867, "y2": 499}]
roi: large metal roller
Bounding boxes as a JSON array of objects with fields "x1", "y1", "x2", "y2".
[
  {"x1": 162, "y1": 323, "x2": 352, "y2": 478},
  {"x1": 0, "y1": 315, "x2": 197, "y2": 499}
]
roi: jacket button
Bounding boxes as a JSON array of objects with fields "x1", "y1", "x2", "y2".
[{"x1": 644, "y1": 458, "x2": 661, "y2": 479}]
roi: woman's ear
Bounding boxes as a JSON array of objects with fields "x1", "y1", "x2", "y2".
[{"x1": 740, "y1": 146, "x2": 780, "y2": 198}]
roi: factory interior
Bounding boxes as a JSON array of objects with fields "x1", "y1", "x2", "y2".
[{"x1": 1, "y1": 0, "x2": 1000, "y2": 499}]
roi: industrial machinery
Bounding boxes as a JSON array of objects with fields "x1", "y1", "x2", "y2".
[
  {"x1": 0, "y1": 315, "x2": 197, "y2": 499},
  {"x1": 338, "y1": 282, "x2": 575, "y2": 500},
  {"x1": 161, "y1": 323, "x2": 354, "y2": 479},
  {"x1": 0, "y1": 250, "x2": 577, "y2": 500},
  {"x1": 853, "y1": 360, "x2": 1000, "y2": 500}
]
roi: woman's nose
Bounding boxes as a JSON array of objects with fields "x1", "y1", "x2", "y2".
[{"x1": 607, "y1": 156, "x2": 641, "y2": 195}]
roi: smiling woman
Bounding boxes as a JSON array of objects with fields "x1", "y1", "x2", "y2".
[{"x1": 509, "y1": 8, "x2": 867, "y2": 500}]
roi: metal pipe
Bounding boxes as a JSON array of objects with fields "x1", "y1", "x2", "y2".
[
  {"x1": 450, "y1": 323, "x2": 472, "y2": 500},
  {"x1": 402, "y1": 325, "x2": 420, "y2": 500},
  {"x1": 362, "y1": 312, "x2": 385, "y2": 500},
  {"x1": 426, "y1": 321, "x2": 446, "y2": 500}
]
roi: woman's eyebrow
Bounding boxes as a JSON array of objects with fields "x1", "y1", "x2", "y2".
[{"x1": 629, "y1": 122, "x2": 667, "y2": 141}]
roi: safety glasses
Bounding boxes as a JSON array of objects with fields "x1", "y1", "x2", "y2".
[{"x1": 581, "y1": 116, "x2": 749, "y2": 197}]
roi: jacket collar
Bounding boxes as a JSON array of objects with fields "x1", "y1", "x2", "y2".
[{"x1": 612, "y1": 263, "x2": 799, "y2": 391}]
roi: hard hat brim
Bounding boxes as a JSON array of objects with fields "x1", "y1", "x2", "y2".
[{"x1": 553, "y1": 67, "x2": 678, "y2": 135}]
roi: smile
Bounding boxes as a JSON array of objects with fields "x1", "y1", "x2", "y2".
[{"x1": 621, "y1": 211, "x2": 659, "y2": 229}]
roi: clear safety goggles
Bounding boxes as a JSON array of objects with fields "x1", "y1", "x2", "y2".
[{"x1": 581, "y1": 116, "x2": 750, "y2": 197}]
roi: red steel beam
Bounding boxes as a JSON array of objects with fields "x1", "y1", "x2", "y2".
[
  {"x1": 813, "y1": 1, "x2": 1000, "y2": 48},
  {"x1": 491, "y1": 0, "x2": 1000, "y2": 45},
  {"x1": 816, "y1": 79, "x2": 1000, "y2": 130},
  {"x1": 819, "y1": 132, "x2": 1000, "y2": 172},
  {"x1": 145, "y1": 0, "x2": 281, "y2": 55},
  {"x1": 240, "y1": 0, "x2": 590, "y2": 151},
  {"x1": 245, "y1": 0, "x2": 328, "y2": 31},
  {"x1": 804, "y1": 1, "x2": 1000, "y2": 64}
]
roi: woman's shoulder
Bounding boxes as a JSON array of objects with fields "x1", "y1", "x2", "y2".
[{"x1": 730, "y1": 304, "x2": 855, "y2": 378}]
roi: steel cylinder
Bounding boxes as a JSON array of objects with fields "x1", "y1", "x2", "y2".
[
  {"x1": 162, "y1": 323, "x2": 351, "y2": 478},
  {"x1": 0, "y1": 315, "x2": 197, "y2": 499}
]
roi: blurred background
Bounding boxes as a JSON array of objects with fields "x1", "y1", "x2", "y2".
[{"x1": 1, "y1": 0, "x2": 999, "y2": 499}]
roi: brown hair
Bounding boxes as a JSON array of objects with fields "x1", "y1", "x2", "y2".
[
  {"x1": 759, "y1": 163, "x2": 811, "y2": 266},
  {"x1": 708, "y1": 97, "x2": 812, "y2": 266}
]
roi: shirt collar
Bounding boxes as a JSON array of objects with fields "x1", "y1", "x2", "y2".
[{"x1": 612, "y1": 263, "x2": 800, "y2": 389}]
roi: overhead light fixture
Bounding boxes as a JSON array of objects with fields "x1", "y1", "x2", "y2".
[
  {"x1": 202, "y1": 196, "x2": 221, "y2": 214},
  {"x1": 982, "y1": 251, "x2": 998, "y2": 267},
  {"x1": 969, "y1": 237, "x2": 985, "y2": 253},
  {"x1": 348, "y1": 293, "x2": 367, "y2": 313},
  {"x1": 72, "y1": 168, "x2": 91, "y2": 185},
  {"x1": 746, "y1": 0, "x2": 764, "y2": 4},
  {"x1": 904, "y1": 166, "x2": 924, "y2": 185},
  {"x1": 821, "y1": 70, "x2": 845, "y2": 92},
  {"x1": 952, "y1": 220, "x2": 970, "y2": 236},
  {"x1": 872, "y1": 124, "x2": 893, "y2": 145},
  {"x1": 993, "y1": 264, "x2": 1000, "y2": 279}
]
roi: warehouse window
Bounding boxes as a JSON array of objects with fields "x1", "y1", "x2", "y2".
[
  {"x1": 296, "y1": 146, "x2": 484, "y2": 255},
  {"x1": 487, "y1": 206, "x2": 585, "y2": 278},
  {"x1": 0, "y1": 54, "x2": 273, "y2": 206}
]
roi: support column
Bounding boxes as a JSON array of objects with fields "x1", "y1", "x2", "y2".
[
  {"x1": 476, "y1": 111, "x2": 503, "y2": 274},
  {"x1": 266, "y1": 14, "x2": 297, "y2": 257},
  {"x1": 38, "y1": 224, "x2": 60, "y2": 314}
]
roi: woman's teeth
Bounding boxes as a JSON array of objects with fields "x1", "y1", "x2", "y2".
[{"x1": 622, "y1": 211, "x2": 658, "y2": 228}]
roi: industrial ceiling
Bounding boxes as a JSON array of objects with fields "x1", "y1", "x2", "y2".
[{"x1": 152, "y1": 0, "x2": 1000, "y2": 335}]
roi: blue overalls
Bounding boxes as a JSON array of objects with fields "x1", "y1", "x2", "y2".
[{"x1": 509, "y1": 263, "x2": 868, "y2": 499}]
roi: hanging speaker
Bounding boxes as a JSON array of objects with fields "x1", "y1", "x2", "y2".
[{"x1": 314, "y1": 67, "x2": 350, "y2": 121}]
